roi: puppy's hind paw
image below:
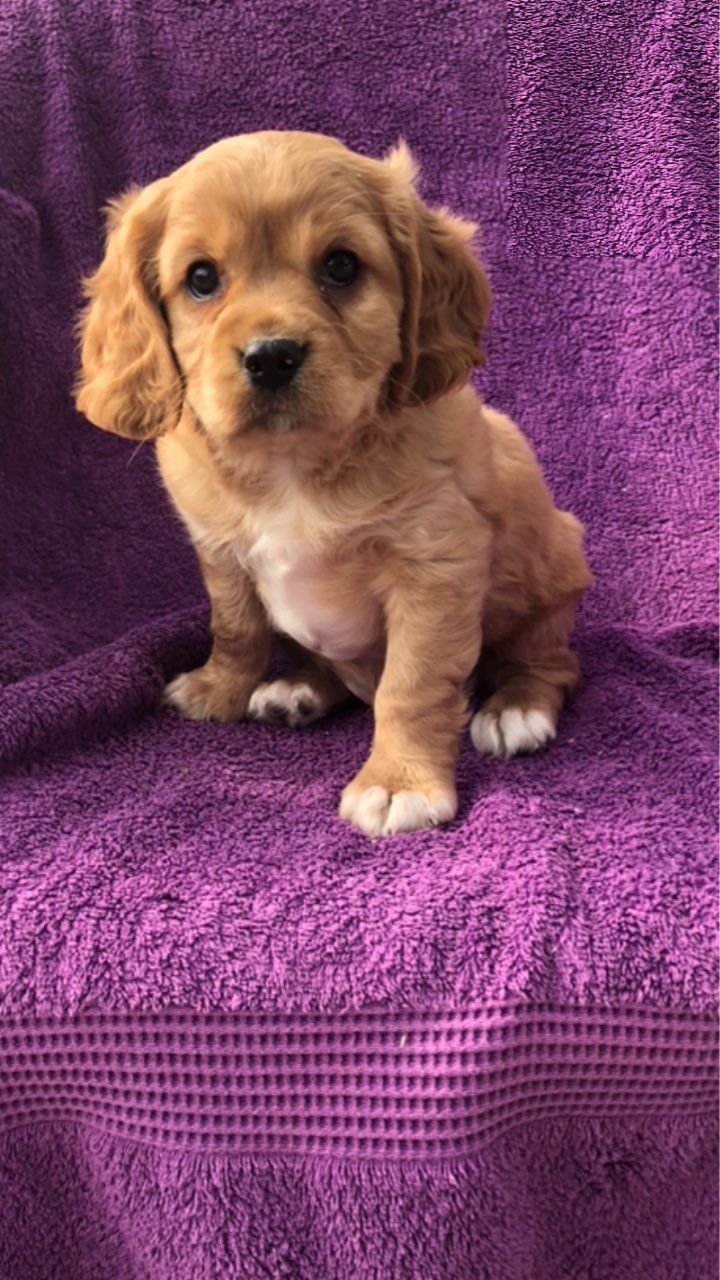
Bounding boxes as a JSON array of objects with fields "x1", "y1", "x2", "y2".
[
  {"x1": 247, "y1": 679, "x2": 327, "y2": 728},
  {"x1": 470, "y1": 706, "x2": 556, "y2": 758}
]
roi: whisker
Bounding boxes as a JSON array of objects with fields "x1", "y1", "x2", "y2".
[{"x1": 126, "y1": 438, "x2": 148, "y2": 467}]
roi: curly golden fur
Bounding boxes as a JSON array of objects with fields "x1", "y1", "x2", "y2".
[{"x1": 76, "y1": 131, "x2": 592, "y2": 837}]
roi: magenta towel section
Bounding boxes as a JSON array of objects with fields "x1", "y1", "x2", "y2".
[{"x1": 0, "y1": 2, "x2": 717, "y2": 1278}]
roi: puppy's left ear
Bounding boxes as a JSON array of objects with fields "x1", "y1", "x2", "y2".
[{"x1": 379, "y1": 142, "x2": 492, "y2": 408}]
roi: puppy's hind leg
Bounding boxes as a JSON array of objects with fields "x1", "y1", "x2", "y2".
[{"x1": 470, "y1": 601, "x2": 581, "y2": 759}]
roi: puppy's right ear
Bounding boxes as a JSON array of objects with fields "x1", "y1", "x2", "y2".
[{"x1": 75, "y1": 179, "x2": 183, "y2": 440}]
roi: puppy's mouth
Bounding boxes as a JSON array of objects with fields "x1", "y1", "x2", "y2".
[
  {"x1": 244, "y1": 403, "x2": 304, "y2": 435},
  {"x1": 241, "y1": 381, "x2": 324, "y2": 435}
]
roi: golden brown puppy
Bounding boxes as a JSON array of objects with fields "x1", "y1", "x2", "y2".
[{"x1": 76, "y1": 131, "x2": 592, "y2": 837}]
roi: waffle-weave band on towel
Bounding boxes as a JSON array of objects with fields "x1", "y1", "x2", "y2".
[{"x1": 1, "y1": 1006, "x2": 716, "y2": 1158}]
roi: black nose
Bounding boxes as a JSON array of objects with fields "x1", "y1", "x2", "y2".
[{"x1": 243, "y1": 339, "x2": 306, "y2": 392}]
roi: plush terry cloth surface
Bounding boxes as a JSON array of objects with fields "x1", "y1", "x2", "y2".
[{"x1": 0, "y1": 1, "x2": 717, "y2": 1277}]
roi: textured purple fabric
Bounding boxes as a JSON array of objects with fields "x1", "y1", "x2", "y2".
[{"x1": 0, "y1": 1, "x2": 717, "y2": 1277}]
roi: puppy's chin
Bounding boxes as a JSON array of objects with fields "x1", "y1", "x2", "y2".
[{"x1": 245, "y1": 408, "x2": 303, "y2": 436}]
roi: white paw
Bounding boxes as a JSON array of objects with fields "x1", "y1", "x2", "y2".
[
  {"x1": 339, "y1": 783, "x2": 457, "y2": 837},
  {"x1": 248, "y1": 679, "x2": 325, "y2": 728},
  {"x1": 470, "y1": 707, "x2": 556, "y2": 758}
]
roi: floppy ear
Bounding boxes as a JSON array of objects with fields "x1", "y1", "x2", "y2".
[
  {"x1": 75, "y1": 179, "x2": 183, "y2": 439},
  {"x1": 380, "y1": 143, "x2": 492, "y2": 408}
]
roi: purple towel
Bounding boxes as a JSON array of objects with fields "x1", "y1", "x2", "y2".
[{"x1": 0, "y1": 1, "x2": 717, "y2": 1277}]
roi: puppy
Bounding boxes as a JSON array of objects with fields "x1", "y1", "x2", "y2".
[{"x1": 76, "y1": 131, "x2": 592, "y2": 837}]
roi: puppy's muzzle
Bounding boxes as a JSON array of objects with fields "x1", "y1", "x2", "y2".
[{"x1": 242, "y1": 339, "x2": 307, "y2": 393}]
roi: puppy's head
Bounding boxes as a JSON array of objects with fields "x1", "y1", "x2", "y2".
[{"x1": 76, "y1": 132, "x2": 490, "y2": 456}]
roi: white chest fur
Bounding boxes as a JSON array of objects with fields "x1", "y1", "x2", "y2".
[
  {"x1": 245, "y1": 508, "x2": 379, "y2": 661},
  {"x1": 187, "y1": 484, "x2": 381, "y2": 664}
]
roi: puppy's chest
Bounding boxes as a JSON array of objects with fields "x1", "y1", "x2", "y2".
[{"x1": 240, "y1": 509, "x2": 381, "y2": 662}]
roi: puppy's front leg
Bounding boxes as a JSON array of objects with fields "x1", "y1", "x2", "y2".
[
  {"x1": 165, "y1": 546, "x2": 271, "y2": 721},
  {"x1": 340, "y1": 525, "x2": 489, "y2": 836}
]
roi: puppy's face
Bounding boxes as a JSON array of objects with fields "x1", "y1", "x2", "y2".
[
  {"x1": 161, "y1": 134, "x2": 405, "y2": 450},
  {"x1": 76, "y1": 132, "x2": 490, "y2": 458}
]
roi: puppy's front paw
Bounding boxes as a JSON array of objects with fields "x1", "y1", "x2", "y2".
[
  {"x1": 164, "y1": 664, "x2": 252, "y2": 723},
  {"x1": 340, "y1": 762, "x2": 457, "y2": 837},
  {"x1": 248, "y1": 679, "x2": 326, "y2": 728}
]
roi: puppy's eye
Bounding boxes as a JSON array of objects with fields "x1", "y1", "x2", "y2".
[
  {"x1": 322, "y1": 250, "x2": 360, "y2": 287},
  {"x1": 186, "y1": 260, "x2": 220, "y2": 300}
]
